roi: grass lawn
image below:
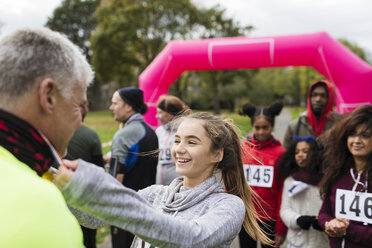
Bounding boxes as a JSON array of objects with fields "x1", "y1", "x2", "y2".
[
  {"x1": 84, "y1": 110, "x2": 253, "y2": 146},
  {"x1": 289, "y1": 107, "x2": 306, "y2": 120},
  {"x1": 218, "y1": 111, "x2": 252, "y2": 138},
  {"x1": 84, "y1": 110, "x2": 118, "y2": 154}
]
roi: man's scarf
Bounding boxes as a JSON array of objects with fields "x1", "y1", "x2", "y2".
[{"x1": 0, "y1": 109, "x2": 55, "y2": 176}]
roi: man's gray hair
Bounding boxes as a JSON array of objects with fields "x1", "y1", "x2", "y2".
[{"x1": 0, "y1": 27, "x2": 94, "y2": 100}]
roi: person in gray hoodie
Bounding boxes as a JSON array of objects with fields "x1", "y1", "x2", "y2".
[{"x1": 55, "y1": 112, "x2": 272, "y2": 248}]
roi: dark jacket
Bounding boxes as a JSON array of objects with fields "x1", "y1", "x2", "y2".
[{"x1": 318, "y1": 163, "x2": 372, "y2": 248}]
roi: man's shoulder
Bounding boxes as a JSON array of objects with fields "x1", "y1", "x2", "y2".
[
  {"x1": 73, "y1": 125, "x2": 100, "y2": 140},
  {"x1": 0, "y1": 155, "x2": 64, "y2": 202},
  {"x1": 0, "y1": 149, "x2": 76, "y2": 219},
  {"x1": 0, "y1": 165, "x2": 83, "y2": 247},
  {"x1": 328, "y1": 111, "x2": 342, "y2": 121},
  {"x1": 113, "y1": 121, "x2": 149, "y2": 145},
  {"x1": 79, "y1": 125, "x2": 99, "y2": 134},
  {"x1": 287, "y1": 112, "x2": 307, "y2": 127},
  {"x1": 116, "y1": 121, "x2": 144, "y2": 135}
]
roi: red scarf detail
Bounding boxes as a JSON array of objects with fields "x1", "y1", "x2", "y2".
[
  {"x1": 306, "y1": 80, "x2": 335, "y2": 136},
  {"x1": 0, "y1": 109, "x2": 55, "y2": 176}
]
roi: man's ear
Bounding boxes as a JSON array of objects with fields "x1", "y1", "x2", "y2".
[
  {"x1": 39, "y1": 78, "x2": 57, "y2": 114},
  {"x1": 125, "y1": 103, "x2": 135, "y2": 114},
  {"x1": 213, "y1": 148, "x2": 224, "y2": 163}
]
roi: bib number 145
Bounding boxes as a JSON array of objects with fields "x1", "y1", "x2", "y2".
[
  {"x1": 243, "y1": 165, "x2": 274, "y2": 188},
  {"x1": 335, "y1": 189, "x2": 372, "y2": 224}
]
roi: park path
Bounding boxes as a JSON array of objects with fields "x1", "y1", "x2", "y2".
[
  {"x1": 98, "y1": 108, "x2": 293, "y2": 248},
  {"x1": 272, "y1": 107, "x2": 292, "y2": 144}
]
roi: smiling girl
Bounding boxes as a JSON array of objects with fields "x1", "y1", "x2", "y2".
[
  {"x1": 318, "y1": 104, "x2": 372, "y2": 248},
  {"x1": 55, "y1": 112, "x2": 271, "y2": 248}
]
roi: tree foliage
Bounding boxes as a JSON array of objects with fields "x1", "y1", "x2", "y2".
[
  {"x1": 91, "y1": 0, "x2": 253, "y2": 89},
  {"x1": 45, "y1": 0, "x2": 102, "y2": 109},
  {"x1": 92, "y1": 0, "x2": 200, "y2": 84},
  {"x1": 45, "y1": 0, "x2": 98, "y2": 61},
  {"x1": 339, "y1": 38, "x2": 369, "y2": 62}
]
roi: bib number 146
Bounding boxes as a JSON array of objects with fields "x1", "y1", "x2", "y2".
[
  {"x1": 243, "y1": 165, "x2": 274, "y2": 188},
  {"x1": 335, "y1": 189, "x2": 372, "y2": 224}
]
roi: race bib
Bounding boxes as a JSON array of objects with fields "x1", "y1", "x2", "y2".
[
  {"x1": 335, "y1": 189, "x2": 372, "y2": 224},
  {"x1": 287, "y1": 180, "x2": 309, "y2": 197},
  {"x1": 243, "y1": 164, "x2": 274, "y2": 188},
  {"x1": 159, "y1": 148, "x2": 172, "y2": 163}
]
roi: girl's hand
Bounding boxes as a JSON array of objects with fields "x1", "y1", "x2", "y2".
[
  {"x1": 325, "y1": 218, "x2": 349, "y2": 237},
  {"x1": 54, "y1": 159, "x2": 79, "y2": 190}
]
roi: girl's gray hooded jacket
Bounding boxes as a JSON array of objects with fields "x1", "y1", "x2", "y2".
[{"x1": 62, "y1": 160, "x2": 245, "y2": 248}]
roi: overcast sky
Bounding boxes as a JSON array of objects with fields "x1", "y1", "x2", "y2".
[{"x1": 1, "y1": 0, "x2": 371, "y2": 57}]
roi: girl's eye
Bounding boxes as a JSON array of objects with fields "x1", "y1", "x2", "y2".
[
  {"x1": 174, "y1": 139, "x2": 180, "y2": 144},
  {"x1": 362, "y1": 133, "x2": 371, "y2": 138},
  {"x1": 188, "y1": 141, "x2": 196, "y2": 145}
]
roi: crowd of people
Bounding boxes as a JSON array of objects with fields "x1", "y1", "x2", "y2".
[{"x1": 0, "y1": 27, "x2": 371, "y2": 248}]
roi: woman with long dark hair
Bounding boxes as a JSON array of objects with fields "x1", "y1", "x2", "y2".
[{"x1": 318, "y1": 104, "x2": 372, "y2": 248}]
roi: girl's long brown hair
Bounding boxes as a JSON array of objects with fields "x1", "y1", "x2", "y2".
[
  {"x1": 319, "y1": 104, "x2": 372, "y2": 198},
  {"x1": 181, "y1": 112, "x2": 272, "y2": 245}
]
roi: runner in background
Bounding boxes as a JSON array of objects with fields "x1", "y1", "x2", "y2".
[
  {"x1": 107, "y1": 87, "x2": 158, "y2": 248},
  {"x1": 283, "y1": 80, "x2": 341, "y2": 149},
  {"x1": 65, "y1": 100, "x2": 104, "y2": 248},
  {"x1": 239, "y1": 101, "x2": 287, "y2": 247},
  {"x1": 278, "y1": 137, "x2": 329, "y2": 248},
  {"x1": 318, "y1": 104, "x2": 372, "y2": 248},
  {"x1": 155, "y1": 95, "x2": 190, "y2": 185}
]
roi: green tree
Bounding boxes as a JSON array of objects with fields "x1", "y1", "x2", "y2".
[
  {"x1": 46, "y1": 0, "x2": 98, "y2": 61},
  {"x1": 45, "y1": 0, "x2": 101, "y2": 109},
  {"x1": 91, "y1": 0, "x2": 207, "y2": 85},
  {"x1": 186, "y1": 6, "x2": 253, "y2": 114},
  {"x1": 91, "y1": 0, "x2": 253, "y2": 110}
]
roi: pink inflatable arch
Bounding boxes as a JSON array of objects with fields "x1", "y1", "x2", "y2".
[{"x1": 139, "y1": 32, "x2": 372, "y2": 127}]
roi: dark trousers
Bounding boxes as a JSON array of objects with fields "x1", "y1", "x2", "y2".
[
  {"x1": 239, "y1": 221, "x2": 276, "y2": 248},
  {"x1": 81, "y1": 226, "x2": 97, "y2": 248},
  {"x1": 111, "y1": 226, "x2": 134, "y2": 248}
]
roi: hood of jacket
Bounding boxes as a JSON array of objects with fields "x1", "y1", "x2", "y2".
[
  {"x1": 306, "y1": 80, "x2": 335, "y2": 136},
  {"x1": 160, "y1": 176, "x2": 223, "y2": 213}
]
